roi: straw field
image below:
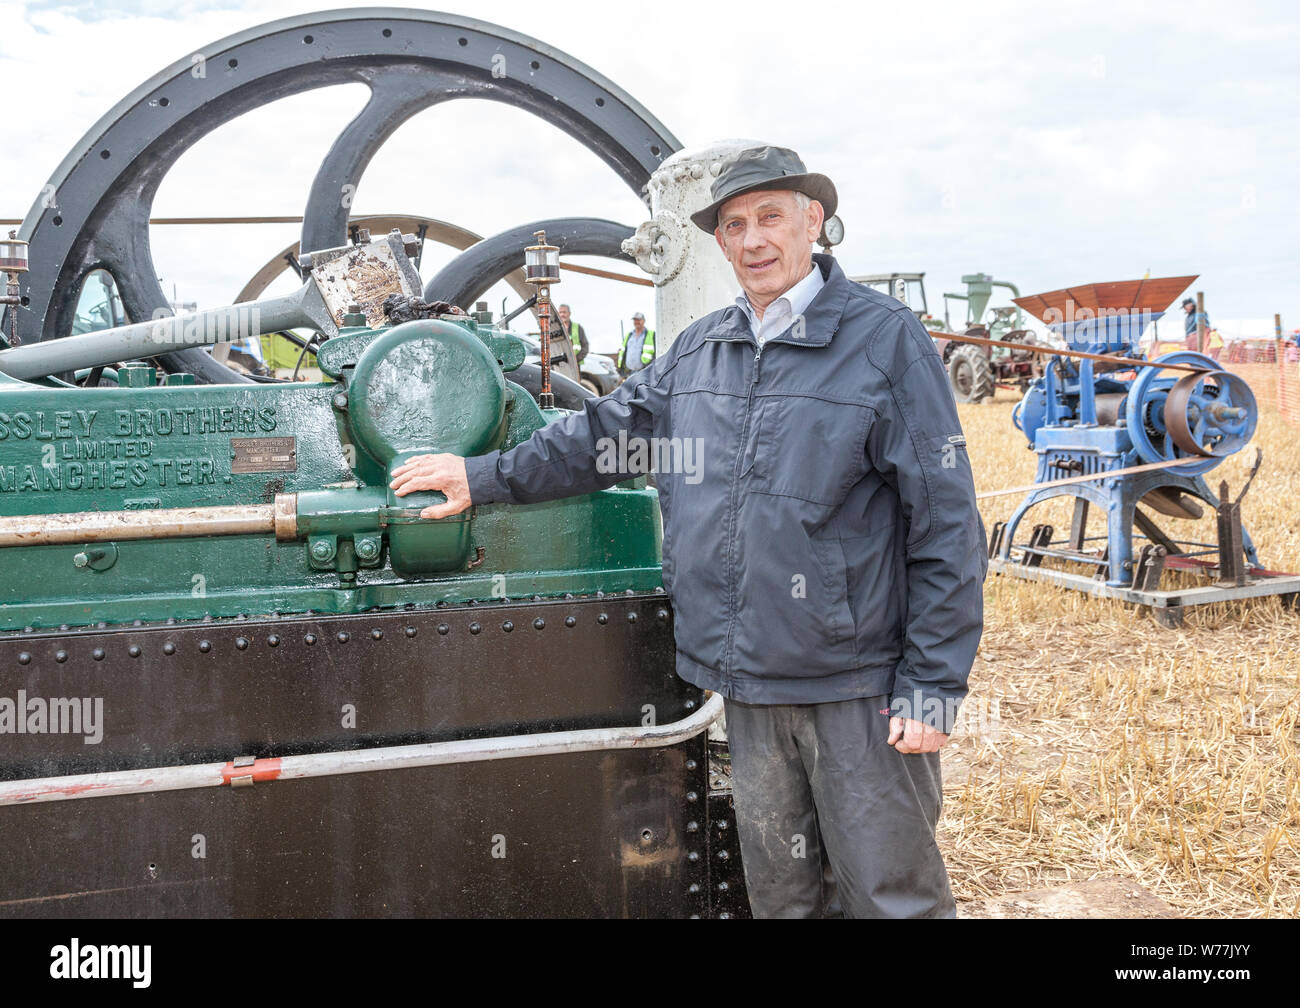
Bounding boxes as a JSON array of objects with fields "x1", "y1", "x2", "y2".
[{"x1": 942, "y1": 389, "x2": 1300, "y2": 918}]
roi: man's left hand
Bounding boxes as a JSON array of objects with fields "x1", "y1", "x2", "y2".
[{"x1": 888, "y1": 717, "x2": 948, "y2": 754}]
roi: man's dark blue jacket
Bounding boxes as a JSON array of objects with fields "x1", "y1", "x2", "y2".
[{"x1": 466, "y1": 253, "x2": 986, "y2": 733}]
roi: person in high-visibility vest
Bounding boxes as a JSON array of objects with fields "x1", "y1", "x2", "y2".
[
  {"x1": 557, "y1": 304, "x2": 588, "y2": 366},
  {"x1": 617, "y1": 312, "x2": 656, "y2": 376}
]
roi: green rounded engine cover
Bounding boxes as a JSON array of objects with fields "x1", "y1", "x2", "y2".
[{"x1": 348, "y1": 319, "x2": 508, "y2": 464}]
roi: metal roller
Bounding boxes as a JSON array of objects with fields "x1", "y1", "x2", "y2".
[{"x1": 1164, "y1": 369, "x2": 1257, "y2": 459}]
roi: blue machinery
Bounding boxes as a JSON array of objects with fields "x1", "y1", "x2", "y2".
[{"x1": 988, "y1": 278, "x2": 1300, "y2": 625}]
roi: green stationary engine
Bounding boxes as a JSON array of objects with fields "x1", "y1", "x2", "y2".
[
  {"x1": 0, "y1": 308, "x2": 661, "y2": 628},
  {"x1": 0, "y1": 9, "x2": 749, "y2": 919}
]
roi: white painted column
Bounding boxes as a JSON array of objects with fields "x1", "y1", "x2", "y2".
[{"x1": 622, "y1": 139, "x2": 761, "y2": 351}]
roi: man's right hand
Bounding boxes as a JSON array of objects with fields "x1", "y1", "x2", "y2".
[{"x1": 389, "y1": 454, "x2": 472, "y2": 519}]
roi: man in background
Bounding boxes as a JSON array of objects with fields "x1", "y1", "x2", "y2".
[
  {"x1": 617, "y1": 312, "x2": 655, "y2": 377},
  {"x1": 557, "y1": 303, "x2": 588, "y2": 368}
]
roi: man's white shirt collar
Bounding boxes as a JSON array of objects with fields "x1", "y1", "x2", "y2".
[{"x1": 734, "y1": 261, "x2": 825, "y2": 345}]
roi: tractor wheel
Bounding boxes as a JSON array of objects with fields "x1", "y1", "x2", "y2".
[{"x1": 948, "y1": 345, "x2": 995, "y2": 404}]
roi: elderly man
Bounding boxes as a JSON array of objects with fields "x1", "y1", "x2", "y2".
[{"x1": 390, "y1": 145, "x2": 986, "y2": 918}]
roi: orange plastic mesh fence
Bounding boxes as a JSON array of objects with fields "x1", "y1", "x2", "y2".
[
  {"x1": 1221, "y1": 339, "x2": 1280, "y2": 411},
  {"x1": 1280, "y1": 343, "x2": 1300, "y2": 429}
]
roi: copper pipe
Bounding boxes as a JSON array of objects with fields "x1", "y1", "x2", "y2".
[{"x1": 537, "y1": 287, "x2": 554, "y2": 409}]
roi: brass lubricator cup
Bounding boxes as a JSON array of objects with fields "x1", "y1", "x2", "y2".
[{"x1": 523, "y1": 230, "x2": 561, "y2": 409}]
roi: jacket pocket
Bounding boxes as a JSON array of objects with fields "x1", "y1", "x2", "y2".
[
  {"x1": 748, "y1": 394, "x2": 873, "y2": 506},
  {"x1": 730, "y1": 498, "x2": 860, "y2": 675},
  {"x1": 841, "y1": 522, "x2": 906, "y2": 666},
  {"x1": 810, "y1": 528, "x2": 858, "y2": 652}
]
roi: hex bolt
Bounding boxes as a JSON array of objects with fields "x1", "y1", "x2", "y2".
[
  {"x1": 355, "y1": 538, "x2": 380, "y2": 561},
  {"x1": 311, "y1": 541, "x2": 335, "y2": 562}
]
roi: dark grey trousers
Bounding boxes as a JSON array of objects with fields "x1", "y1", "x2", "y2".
[{"x1": 724, "y1": 694, "x2": 955, "y2": 919}]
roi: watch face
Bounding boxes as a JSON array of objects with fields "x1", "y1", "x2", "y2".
[{"x1": 821, "y1": 215, "x2": 844, "y2": 246}]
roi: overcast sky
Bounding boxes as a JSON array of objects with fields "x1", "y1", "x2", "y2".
[{"x1": 2, "y1": 0, "x2": 1297, "y2": 353}]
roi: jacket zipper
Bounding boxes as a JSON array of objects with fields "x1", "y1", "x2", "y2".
[{"x1": 721, "y1": 340, "x2": 763, "y2": 692}]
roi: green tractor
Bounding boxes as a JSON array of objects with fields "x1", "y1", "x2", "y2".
[
  {"x1": 936, "y1": 273, "x2": 1043, "y2": 404},
  {"x1": 851, "y1": 272, "x2": 1041, "y2": 404}
]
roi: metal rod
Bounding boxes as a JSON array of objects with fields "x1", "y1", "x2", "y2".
[
  {"x1": 0, "y1": 693, "x2": 725, "y2": 807},
  {"x1": 937, "y1": 330, "x2": 1213, "y2": 375},
  {"x1": 976, "y1": 456, "x2": 1200, "y2": 500},
  {"x1": 1196, "y1": 290, "x2": 1206, "y2": 355},
  {"x1": 0, "y1": 495, "x2": 297, "y2": 547},
  {"x1": 0, "y1": 217, "x2": 310, "y2": 226},
  {"x1": 559, "y1": 262, "x2": 654, "y2": 287},
  {"x1": 1016, "y1": 545, "x2": 1108, "y2": 566},
  {"x1": 0, "y1": 281, "x2": 337, "y2": 381},
  {"x1": 501, "y1": 294, "x2": 538, "y2": 326}
]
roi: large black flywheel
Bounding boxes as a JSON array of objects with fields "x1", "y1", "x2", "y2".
[{"x1": 7, "y1": 9, "x2": 680, "y2": 383}]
